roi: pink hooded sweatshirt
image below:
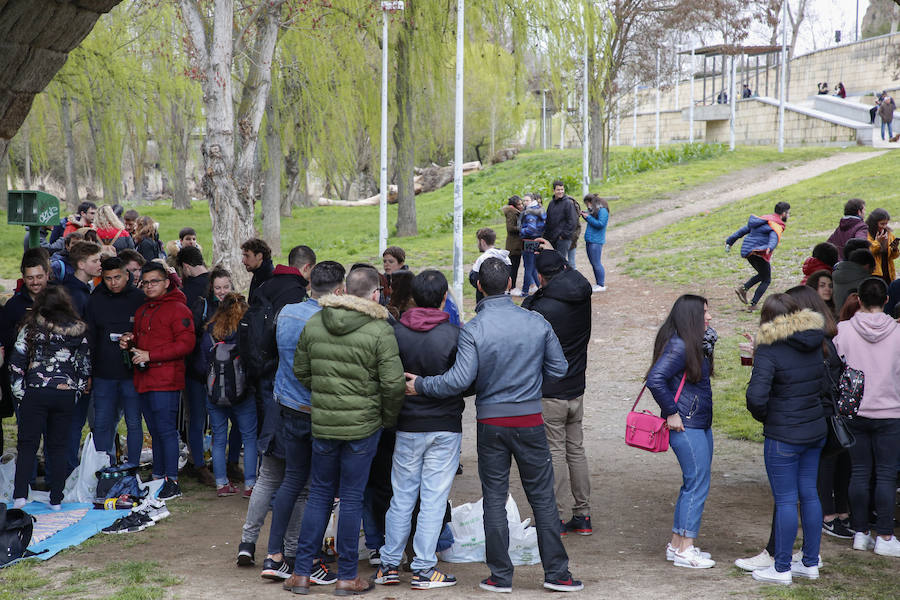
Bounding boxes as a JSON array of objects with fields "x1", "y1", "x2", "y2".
[{"x1": 834, "y1": 311, "x2": 900, "y2": 419}]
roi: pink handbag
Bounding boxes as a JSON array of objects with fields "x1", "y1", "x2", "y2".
[{"x1": 625, "y1": 374, "x2": 686, "y2": 453}]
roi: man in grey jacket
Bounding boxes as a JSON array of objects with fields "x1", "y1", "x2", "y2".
[{"x1": 405, "y1": 258, "x2": 583, "y2": 593}]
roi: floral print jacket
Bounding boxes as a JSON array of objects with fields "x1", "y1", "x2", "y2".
[{"x1": 9, "y1": 315, "x2": 91, "y2": 400}]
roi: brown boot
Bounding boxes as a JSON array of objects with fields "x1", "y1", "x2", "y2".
[
  {"x1": 334, "y1": 577, "x2": 374, "y2": 596},
  {"x1": 283, "y1": 574, "x2": 309, "y2": 595},
  {"x1": 195, "y1": 465, "x2": 216, "y2": 487}
]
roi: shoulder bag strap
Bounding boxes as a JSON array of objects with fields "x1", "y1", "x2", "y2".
[{"x1": 632, "y1": 373, "x2": 687, "y2": 411}]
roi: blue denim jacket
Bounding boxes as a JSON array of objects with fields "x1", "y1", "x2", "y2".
[
  {"x1": 273, "y1": 298, "x2": 320, "y2": 410},
  {"x1": 416, "y1": 295, "x2": 567, "y2": 419}
]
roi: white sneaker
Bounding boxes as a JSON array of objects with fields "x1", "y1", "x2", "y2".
[
  {"x1": 528, "y1": 284, "x2": 538, "y2": 294},
  {"x1": 673, "y1": 546, "x2": 716, "y2": 569},
  {"x1": 790, "y1": 561, "x2": 819, "y2": 579},
  {"x1": 791, "y1": 550, "x2": 823, "y2": 567},
  {"x1": 752, "y1": 565, "x2": 792, "y2": 585},
  {"x1": 666, "y1": 543, "x2": 711, "y2": 561},
  {"x1": 853, "y1": 531, "x2": 875, "y2": 551},
  {"x1": 13, "y1": 498, "x2": 26, "y2": 509},
  {"x1": 509, "y1": 289, "x2": 524, "y2": 297},
  {"x1": 734, "y1": 549, "x2": 773, "y2": 572},
  {"x1": 874, "y1": 535, "x2": 900, "y2": 557},
  {"x1": 591, "y1": 285, "x2": 606, "y2": 293}
]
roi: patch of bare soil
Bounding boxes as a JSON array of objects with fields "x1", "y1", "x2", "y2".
[{"x1": 47, "y1": 151, "x2": 887, "y2": 599}]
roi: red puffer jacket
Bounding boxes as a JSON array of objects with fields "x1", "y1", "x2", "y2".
[{"x1": 132, "y1": 286, "x2": 195, "y2": 393}]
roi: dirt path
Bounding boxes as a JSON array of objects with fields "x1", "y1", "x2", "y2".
[{"x1": 45, "y1": 151, "x2": 888, "y2": 599}]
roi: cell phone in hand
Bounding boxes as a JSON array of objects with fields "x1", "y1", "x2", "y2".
[{"x1": 523, "y1": 240, "x2": 541, "y2": 253}]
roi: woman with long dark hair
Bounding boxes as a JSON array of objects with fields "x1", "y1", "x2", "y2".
[
  {"x1": 199, "y1": 292, "x2": 258, "y2": 497},
  {"x1": 503, "y1": 195, "x2": 524, "y2": 294},
  {"x1": 646, "y1": 294, "x2": 717, "y2": 568},
  {"x1": 866, "y1": 208, "x2": 898, "y2": 284},
  {"x1": 805, "y1": 270, "x2": 837, "y2": 319},
  {"x1": 746, "y1": 293, "x2": 826, "y2": 585},
  {"x1": 581, "y1": 194, "x2": 609, "y2": 292},
  {"x1": 10, "y1": 287, "x2": 91, "y2": 509}
]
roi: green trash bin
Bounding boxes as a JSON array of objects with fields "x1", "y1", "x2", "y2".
[{"x1": 7, "y1": 190, "x2": 60, "y2": 249}]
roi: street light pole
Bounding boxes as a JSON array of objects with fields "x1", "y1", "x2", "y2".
[
  {"x1": 379, "y1": 1, "x2": 404, "y2": 256},
  {"x1": 689, "y1": 48, "x2": 695, "y2": 143},
  {"x1": 582, "y1": 2, "x2": 589, "y2": 197},
  {"x1": 655, "y1": 48, "x2": 660, "y2": 150},
  {"x1": 778, "y1": 2, "x2": 786, "y2": 153},
  {"x1": 452, "y1": 0, "x2": 465, "y2": 310}
]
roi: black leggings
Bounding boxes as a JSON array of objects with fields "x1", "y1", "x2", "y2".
[
  {"x1": 509, "y1": 253, "x2": 521, "y2": 289},
  {"x1": 818, "y1": 450, "x2": 851, "y2": 515},
  {"x1": 15, "y1": 388, "x2": 76, "y2": 505},
  {"x1": 744, "y1": 254, "x2": 771, "y2": 306}
]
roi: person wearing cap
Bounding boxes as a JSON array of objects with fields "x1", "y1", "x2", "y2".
[
  {"x1": 406, "y1": 257, "x2": 583, "y2": 593},
  {"x1": 523, "y1": 250, "x2": 593, "y2": 536}
]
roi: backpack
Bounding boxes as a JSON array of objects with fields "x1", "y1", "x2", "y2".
[
  {"x1": 0, "y1": 505, "x2": 36, "y2": 567},
  {"x1": 238, "y1": 292, "x2": 282, "y2": 378},
  {"x1": 825, "y1": 354, "x2": 864, "y2": 417},
  {"x1": 50, "y1": 256, "x2": 69, "y2": 282},
  {"x1": 206, "y1": 340, "x2": 248, "y2": 407},
  {"x1": 519, "y1": 209, "x2": 546, "y2": 239}
]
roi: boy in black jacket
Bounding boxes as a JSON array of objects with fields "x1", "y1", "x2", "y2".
[{"x1": 375, "y1": 270, "x2": 463, "y2": 589}]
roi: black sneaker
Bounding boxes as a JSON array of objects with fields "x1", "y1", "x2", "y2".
[
  {"x1": 237, "y1": 542, "x2": 256, "y2": 566},
  {"x1": 564, "y1": 514, "x2": 592, "y2": 536},
  {"x1": 367, "y1": 548, "x2": 381, "y2": 566},
  {"x1": 559, "y1": 520, "x2": 568, "y2": 537},
  {"x1": 102, "y1": 513, "x2": 146, "y2": 535},
  {"x1": 839, "y1": 517, "x2": 855, "y2": 534},
  {"x1": 479, "y1": 577, "x2": 512, "y2": 593},
  {"x1": 158, "y1": 478, "x2": 182, "y2": 501},
  {"x1": 411, "y1": 568, "x2": 457, "y2": 589},
  {"x1": 261, "y1": 557, "x2": 292, "y2": 580},
  {"x1": 132, "y1": 511, "x2": 155, "y2": 529},
  {"x1": 310, "y1": 560, "x2": 336, "y2": 585},
  {"x1": 543, "y1": 576, "x2": 584, "y2": 592},
  {"x1": 823, "y1": 518, "x2": 853, "y2": 539},
  {"x1": 372, "y1": 564, "x2": 399, "y2": 585}
]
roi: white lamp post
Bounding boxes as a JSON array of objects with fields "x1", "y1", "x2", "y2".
[
  {"x1": 379, "y1": 0, "x2": 404, "y2": 256},
  {"x1": 452, "y1": 0, "x2": 465, "y2": 309}
]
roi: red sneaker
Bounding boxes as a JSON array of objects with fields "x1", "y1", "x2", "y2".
[{"x1": 217, "y1": 482, "x2": 239, "y2": 497}]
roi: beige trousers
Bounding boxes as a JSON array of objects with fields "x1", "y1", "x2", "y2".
[{"x1": 541, "y1": 396, "x2": 591, "y2": 517}]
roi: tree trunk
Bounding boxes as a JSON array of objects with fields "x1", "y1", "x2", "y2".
[
  {"x1": 589, "y1": 99, "x2": 604, "y2": 181},
  {"x1": 60, "y1": 94, "x2": 80, "y2": 211},
  {"x1": 23, "y1": 121, "x2": 31, "y2": 189},
  {"x1": 393, "y1": 12, "x2": 417, "y2": 237},
  {"x1": 283, "y1": 147, "x2": 299, "y2": 215},
  {"x1": 0, "y1": 153, "x2": 8, "y2": 212},
  {"x1": 261, "y1": 100, "x2": 282, "y2": 253},
  {"x1": 171, "y1": 103, "x2": 191, "y2": 209}
]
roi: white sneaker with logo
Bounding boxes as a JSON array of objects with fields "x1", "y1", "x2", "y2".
[
  {"x1": 874, "y1": 535, "x2": 900, "y2": 557},
  {"x1": 673, "y1": 546, "x2": 715, "y2": 569},
  {"x1": 734, "y1": 549, "x2": 773, "y2": 572},
  {"x1": 853, "y1": 531, "x2": 875, "y2": 551},
  {"x1": 752, "y1": 565, "x2": 792, "y2": 585},
  {"x1": 791, "y1": 551, "x2": 823, "y2": 567},
  {"x1": 790, "y1": 561, "x2": 819, "y2": 579},
  {"x1": 666, "y1": 543, "x2": 710, "y2": 561}
]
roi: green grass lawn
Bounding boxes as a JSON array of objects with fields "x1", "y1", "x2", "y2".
[
  {"x1": 1, "y1": 144, "x2": 845, "y2": 302},
  {"x1": 622, "y1": 149, "x2": 900, "y2": 444}
]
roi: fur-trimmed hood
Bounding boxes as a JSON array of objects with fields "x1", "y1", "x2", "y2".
[
  {"x1": 319, "y1": 293, "x2": 389, "y2": 336},
  {"x1": 502, "y1": 204, "x2": 520, "y2": 217},
  {"x1": 756, "y1": 309, "x2": 824, "y2": 350},
  {"x1": 34, "y1": 314, "x2": 87, "y2": 337}
]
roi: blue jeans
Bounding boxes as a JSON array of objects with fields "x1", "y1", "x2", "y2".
[
  {"x1": 380, "y1": 431, "x2": 461, "y2": 572},
  {"x1": 668, "y1": 427, "x2": 713, "y2": 539},
  {"x1": 585, "y1": 242, "x2": 605, "y2": 286},
  {"x1": 553, "y1": 239, "x2": 572, "y2": 266},
  {"x1": 477, "y1": 422, "x2": 570, "y2": 585},
  {"x1": 269, "y1": 408, "x2": 312, "y2": 556},
  {"x1": 184, "y1": 377, "x2": 208, "y2": 467},
  {"x1": 207, "y1": 398, "x2": 258, "y2": 487},
  {"x1": 92, "y1": 378, "x2": 143, "y2": 467},
  {"x1": 140, "y1": 391, "x2": 181, "y2": 480},
  {"x1": 566, "y1": 246, "x2": 577, "y2": 271},
  {"x1": 764, "y1": 437, "x2": 824, "y2": 572},
  {"x1": 882, "y1": 119, "x2": 893, "y2": 140},
  {"x1": 66, "y1": 391, "x2": 91, "y2": 475},
  {"x1": 521, "y1": 251, "x2": 538, "y2": 294},
  {"x1": 293, "y1": 429, "x2": 382, "y2": 580}
]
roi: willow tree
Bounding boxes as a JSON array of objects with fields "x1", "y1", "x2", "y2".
[{"x1": 179, "y1": 0, "x2": 285, "y2": 288}]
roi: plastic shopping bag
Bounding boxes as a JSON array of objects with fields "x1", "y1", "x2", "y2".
[
  {"x1": 438, "y1": 495, "x2": 542, "y2": 566},
  {"x1": 62, "y1": 433, "x2": 110, "y2": 503}
]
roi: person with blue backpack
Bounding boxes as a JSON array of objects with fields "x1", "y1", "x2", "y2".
[
  {"x1": 726, "y1": 202, "x2": 791, "y2": 312},
  {"x1": 199, "y1": 292, "x2": 258, "y2": 498},
  {"x1": 518, "y1": 196, "x2": 546, "y2": 296}
]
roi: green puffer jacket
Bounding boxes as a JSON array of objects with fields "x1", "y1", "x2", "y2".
[{"x1": 293, "y1": 293, "x2": 406, "y2": 440}]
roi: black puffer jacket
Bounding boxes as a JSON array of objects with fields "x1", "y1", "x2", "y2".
[
  {"x1": 522, "y1": 268, "x2": 592, "y2": 399},
  {"x1": 544, "y1": 195, "x2": 578, "y2": 243},
  {"x1": 86, "y1": 281, "x2": 145, "y2": 380},
  {"x1": 393, "y1": 307, "x2": 465, "y2": 433},
  {"x1": 10, "y1": 316, "x2": 91, "y2": 399},
  {"x1": 746, "y1": 309, "x2": 827, "y2": 444}
]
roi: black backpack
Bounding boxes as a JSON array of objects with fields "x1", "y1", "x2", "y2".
[
  {"x1": 238, "y1": 292, "x2": 281, "y2": 378},
  {"x1": 0, "y1": 505, "x2": 35, "y2": 567},
  {"x1": 206, "y1": 340, "x2": 248, "y2": 407}
]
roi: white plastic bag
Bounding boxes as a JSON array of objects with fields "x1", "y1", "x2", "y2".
[
  {"x1": 0, "y1": 451, "x2": 16, "y2": 502},
  {"x1": 438, "y1": 495, "x2": 542, "y2": 566},
  {"x1": 62, "y1": 433, "x2": 110, "y2": 503}
]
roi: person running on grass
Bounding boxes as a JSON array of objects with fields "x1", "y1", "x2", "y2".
[{"x1": 726, "y1": 202, "x2": 791, "y2": 312}]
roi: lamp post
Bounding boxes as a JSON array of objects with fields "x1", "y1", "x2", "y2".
[
  {"x1": 778, "y1": 2, "x2": 786, "y2": 153},
  {"x1": 655, "y1": 48, "x2": 660, "y2": 150},
  {"x1": 689, "y1": 48, "x2": 695, "y2": 143},
  {"x1": 379, "y1": 1, "x2": 404, "y2": 256},
  {"x1": 452, "y1": 0, "x2": 465, "y2": 309},
  {"x1": 582, "y1": 3, "x2": 589, "y2": 197}
]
